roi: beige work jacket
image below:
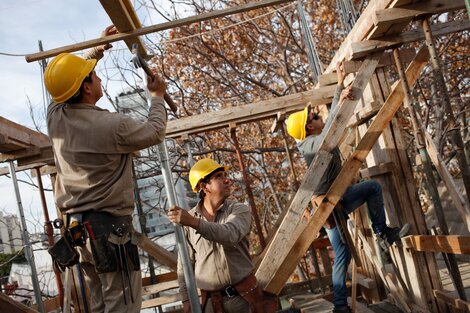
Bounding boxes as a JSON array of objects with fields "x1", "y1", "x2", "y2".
[
  {"x1": 177, "y1": 199, "x2": 254, "y2": 301},
  {"x1": 47, "y1": 97, "x2": 167, "y2": 216}
]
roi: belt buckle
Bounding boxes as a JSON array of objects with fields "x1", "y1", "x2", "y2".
[{"x1": 224, "y1": 285, "x2": 237, "y2": 298}]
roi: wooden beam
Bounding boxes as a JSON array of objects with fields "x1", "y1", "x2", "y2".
[
  {"x1": 351, "y1": 19, "x2": 470, "y2": 59},
  {"x1": 99, "y1": 0, "x2": 148, "y2": 58},
  {"x1": 374, "y1": 0, "x2": 465, "y2": 26},
  {"x1": 343, "y1": 48, "x2": 416, "y2": 73},
  {"x1": 259, "y1": 46, "x2": 429, "y2": 294},
  {"x1": 403, "y1": 235, "x2": 470, "y2": 254},
  {"x1": 0, "y1": 116, "x2": 50, "y2": 152},
  {"x1": 166, "y1": 84, "x2": 336, "y2": 138},
  {"x1": 0, "y1": 292, "x2": 38, "y2": 313},
  {"x1": 325, "y1": 0, "x2": 398, "y2": 73},
  {"x1": 134, "y1": 233, "x2": 177, "y2": 271},
  {"x1": 25, "y1": 0, "x2": 296, "y2": 62},
  {"x1": 433, "y1": 290, "x2": 470, "y2": 311},
  {"x1": 255, "y1": 52, "x2": 383, "y2": 293}
]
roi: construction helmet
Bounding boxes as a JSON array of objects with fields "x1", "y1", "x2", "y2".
[
  {"x1": 286, "y1": 106, "x2": 309, "y2": 140},
  {"x1": 189, "y1": 158, "x2": 229, "y2": 192},
  {"x1": 44, "y1": 53, "x2": 96, "y2": 103}
]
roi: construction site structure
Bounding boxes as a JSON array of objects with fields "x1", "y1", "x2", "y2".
[{"x1": 1, "y1": 0, "x2": 469, "y2": 312}]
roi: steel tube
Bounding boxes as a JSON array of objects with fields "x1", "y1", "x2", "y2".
[{"x1": 9, "y1": 161, "x2": 45, "y2": 312}]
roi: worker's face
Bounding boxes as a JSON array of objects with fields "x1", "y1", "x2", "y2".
[
  {"x1": 83, "y1": 71, "x2": 103, "y2": 102},
  {"x1": 306, "y1": 111, "x2": 324, "y2": 135},
  {"x1": 203, "y1": 171, "x2": 232, "y2": 198}
]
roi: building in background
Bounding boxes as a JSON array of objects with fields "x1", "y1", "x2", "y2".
[{"x1": 0, "y1": 212, "x2": 23, "y2": 254}]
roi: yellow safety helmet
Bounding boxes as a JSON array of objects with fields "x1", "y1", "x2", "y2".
[
  {"x1": 44, "y1": 53, "x2": 96, "y2": 103},
  {"x1": 189, "y1": 158, "x2": 229, "y2": 192},
  {"x1": 286, "y1": 106, "x2": 309, "y2": 140}
]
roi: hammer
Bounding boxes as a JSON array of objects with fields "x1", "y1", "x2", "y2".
[{"x1": 131, "y1": 44, "x2": 178, "y2": 114}]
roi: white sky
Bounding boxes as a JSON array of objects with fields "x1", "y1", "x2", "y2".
[{"x1": 0, "y1": 0, "x2": 171, "y2": 229}]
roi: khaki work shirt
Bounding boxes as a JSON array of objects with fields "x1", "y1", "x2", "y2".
[
  {"x1": 47, "y1": 97, "x2": 167, "y2": 216},
  {"x1": 177, "y1": 199, "x2": 253, "y2": 301}
]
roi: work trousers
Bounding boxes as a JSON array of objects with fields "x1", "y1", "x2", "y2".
[
  {"x1": 325, "y1": 180, "x2": 386, "y2": 308},
  {"x1": 78, "y1": 240, "x2": 142, "y2": 313}
]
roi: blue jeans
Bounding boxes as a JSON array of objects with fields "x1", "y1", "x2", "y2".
[{"x1": 324, "y1": 180, "x2": 386, "y2": 308}]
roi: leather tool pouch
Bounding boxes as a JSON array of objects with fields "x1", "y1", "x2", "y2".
[
  {"x1": 48, "y1": 235, "x2": 79, "y2": 270},
  {"x1": 90, "y1": 235, "x2": 118, "y2": 273}
]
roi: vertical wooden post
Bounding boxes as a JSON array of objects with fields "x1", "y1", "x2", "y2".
[
  {"x1": 230, "y1": 125, "x2": 266, "y2": 249},
  {"x1": 422, "y1": 18, "x2": 470, "y2": 203}
]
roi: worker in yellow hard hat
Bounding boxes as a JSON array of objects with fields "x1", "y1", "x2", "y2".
[
  {"x1": 45, "y1": 25, "x2": 168, "y2": 313},
  {"x1": 168, "y1": 158, "x2": 276, "y2": 313},
  {"x1": 285, "y1": 64, "x2": 409, "y2": 313}
]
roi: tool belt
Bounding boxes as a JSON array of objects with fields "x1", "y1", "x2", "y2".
[
  {"x1": 201, "y1": 273, "x2": 278, "y2": 313},
  {"x1": 48, "y1": 211, "x2": 140, "y2": 274}
]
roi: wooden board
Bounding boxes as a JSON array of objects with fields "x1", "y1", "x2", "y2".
[
  {"x1": 403, "y1": 235, "x2": 470, "y2": 254},
  {"x1": 99, "y1": 0, "x2": 148, "y2": 58},
  {"x1": 351, "y1": 19, "x2": 470, "y2": 59},
  {"x1": 25, "y1": 0, "x2": 297, "y2": 62}
]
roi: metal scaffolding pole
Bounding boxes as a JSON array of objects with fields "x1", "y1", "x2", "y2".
[
  {"x1": 137, "y1": 68, "x2": 200, "y2": 312},
  {"x1": 297, "y1": 0, "x2": 323, "y2": 83},
  {"x1": 8, "y1": 161, "x2": 45, "y2": 312}
]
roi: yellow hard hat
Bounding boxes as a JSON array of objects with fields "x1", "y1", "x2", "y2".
[
  {"x1": 286, "y1": 106, "x2": 309, "y2": 140},
  {"x1": 44, "y1": 53, "x2": 96, "y2": 103},
  {"x1": 189, "y1": 158, "x2": 229, "y2": 192}
]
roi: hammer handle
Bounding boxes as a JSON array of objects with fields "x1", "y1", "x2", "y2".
[{"x1": 140, "y1": 58, "x2": 178, "y2": 114}]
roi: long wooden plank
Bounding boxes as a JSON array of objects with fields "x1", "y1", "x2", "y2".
[
  {"x1": 0, "y1": 117, "x2": 50, "y2": 151},
  {"x1": 166, "y1": 84, "x2": 336, "y2": 138},
  {"x1": 134, "y1": 233, "x2": 177, "y2": 271},
  {"x1": 25, "y1": 0, "x2": 296, "y2": 62},
  {"x1": 374, "y1": 0, "x2": 465, "y2": 26},
  {"x1": 403, "y1": 235, "x2": 470, "y2": 254},
  {"x1": 260, "y1": 46, "x2": 429, "y2": 294},
  {"x1": 325, "y1": 0, "x2": 397, "y2": 73},
  {"x1": 0, "y1": 292, "x2": 38, "y2": 313},
  {"x1": 255, "y1": 52, "x2": 383, "y2": 292},
  {"x1": 351, "y1": 19, "x2": 470, "y2": 59}
]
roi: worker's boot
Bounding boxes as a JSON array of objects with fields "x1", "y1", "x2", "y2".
[
  {"x1": 332, "y1": 306, "x2": 352, "y2": 313},
  {"x1": 378, "y1": 223, "x2": 410, "y2": 250}
]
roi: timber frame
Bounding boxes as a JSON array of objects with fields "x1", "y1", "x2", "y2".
[{"x1": 1, "y1": 0, "x2": 469, "y2": 312}]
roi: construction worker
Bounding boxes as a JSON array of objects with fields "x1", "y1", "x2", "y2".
[
  {"x1": 285, "y1": 65, "x2": 409, "y2": 313},
  {"x1": 45, "y1": 26, "x2": 167, "y2": 313},
  {"x1": 168, "y1": 158, "x2": 274, "y2": 313}
]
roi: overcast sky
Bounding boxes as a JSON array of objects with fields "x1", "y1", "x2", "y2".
[{"x1": 0, "y1": 0, "x2": 169, "y2": 227}]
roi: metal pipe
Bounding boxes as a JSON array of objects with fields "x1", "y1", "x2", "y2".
[
  {"x1": 34, "y1": 167, "x2": 64, "y2": 307},
  {"x1": 297, "y1": 0, "x2": 323, "y2": 82},
  {"x1": 156, "y1": 141, "x2": 201, "y2": 313},
  {"x1": 230, "y1": 128, "x2": 266, "y2": 248},
  {"x1": 139, "y1": 70, "x2": 200, "y2": 313},
  {"x1": 9, "y1": 161, "x2": 45, "y2": 312}
]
